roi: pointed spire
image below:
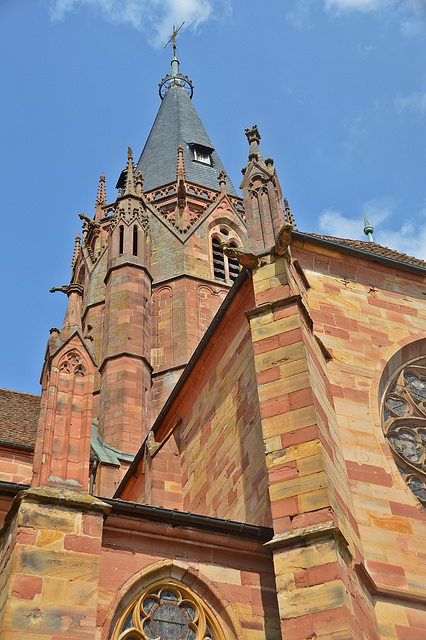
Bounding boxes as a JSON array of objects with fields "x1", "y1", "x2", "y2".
[
  {"x1": 176, "y1": 145, "x2": 187, "y2": 218},
  {"x1": 60, "y1": 283, "x2": 84, "y2": 342},
  {"x1": 176, "y1": 144, "x2": 186, "y2": 183},
  {"x1": 95, "y1": 173, "x2": 106, "y2": 220},
  {"x1": 240, "y1": 125, "x2": 286, "y2": 253},
  {"x1": 217, "y1": 170, "x2": 227, "y2": 195},
  {"x1": 71, "y1": 234, "x2": 81, "y2": 270},
  {"x1": 136, "y1": 171, "x2": 144, "y2": 196},
  {"x1": 284, "y1": 198, "x2": 295, "y2": 227},
  {"x1": 97, "y1": 172, "x2": 106, "y2": 205},
  {"x1": 363, "y1": 215, "x2": 374, "y2": 242},
  {"x1": 124, "y1": 147, "x2": 136, "y2": 195},
  {"x1": 245, "y1": 125, "x2": 265, "y2": 166}
]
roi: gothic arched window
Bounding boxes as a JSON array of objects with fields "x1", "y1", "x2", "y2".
[
  {"x1": 212, "y1": 237, "x2": 225, "y2": 281},
  {"x1": 210, "y1": 228, "x2": 241, "y2": 283},
  {"x1": 227, "y1": 241, "x2": 240, "y2": 282},
  {"x1": 382, "y1": 356, "x2": 426, "y2": 506},
  {"x1": 114, "y1": 582, "x2": 220, "y2": 640}
]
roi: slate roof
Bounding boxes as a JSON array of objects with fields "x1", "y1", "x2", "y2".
[
  {"x1": 304, "y1": 232, "x2": 426, "y2": 270},
  {"x1": 0, "y1": 389, "x2": 40, "y2": 449},
  {"x1": 135, "y1": 81, "x2": 238, "y2": 197}
]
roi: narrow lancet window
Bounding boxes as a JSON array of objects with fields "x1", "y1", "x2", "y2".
[
  {"x1": 119, "y1": 225, "x2": 124, "y2": 255},
  {"x1": 228, "y1": 242, "x2": 240, "y2": 282},
  {"x1": 133, "y1": 225, "x2": 138, "y2": 256},
  {"x1": 212, "y1": 237, "x2": 225, "y2": 281}
]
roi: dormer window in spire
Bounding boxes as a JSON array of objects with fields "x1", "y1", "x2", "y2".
[{"x1": 189, "y1": 143, "x2": 213, "y2": 167}]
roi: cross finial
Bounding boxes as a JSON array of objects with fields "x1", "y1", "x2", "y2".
[{"x1": 164, "y1": 22, "x2": 185, "y2": 56}]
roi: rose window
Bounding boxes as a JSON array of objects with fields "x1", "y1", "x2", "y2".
[
  {"x1": 382, "y1": 358, "x2": 426, "y2": 506},
  {"x1": 115, "y1": 583, "x2": 218, "y2": 640}
]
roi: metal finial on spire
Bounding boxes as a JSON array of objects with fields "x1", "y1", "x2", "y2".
[
  {"x1": 163, "y1": 22, "x2": 185, "y2": 58},
  {"x1": 363, "y1": 214, "x2": 374, "y2": 242},
  {"x1": 159, "y1": 22, "x2": 193, "y2": 100}
]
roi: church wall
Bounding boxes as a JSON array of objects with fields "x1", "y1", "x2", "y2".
[
  {"x1": 179, "y1": 316, "x2": 270, "y2": 526},
  {"x1": 0, "y1": 448, "x2": 33, "y2": 488},
  {"x1": 150, "y1": 214, "x2": 185, "y2": 282},
  {"x1": 98, "y1": 514, "x2": 280, "y2": 640},
  {"x1": 147, "y1": 275, "x2": 272, "y2": 527},
  {"x1": 293, "y1": 242, "x2": 426, "y2": 638}
]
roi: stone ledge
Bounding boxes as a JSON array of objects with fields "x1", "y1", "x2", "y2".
[
  {"x1": 245, "y1": 293, "x2": 313, "y2": 332},
  {"x1": 355, "y1": 562, "x2": 426, "y2": 605},
  {"x1": 264, "y1": 520, "x2": 351, "y2": 561},
  {"x1": 1, "y1": 487, "x2": 110, "y2": 537}
]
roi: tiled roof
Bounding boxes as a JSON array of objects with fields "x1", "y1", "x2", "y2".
[
  {"x1": 135, "y1": 82, "x2": 238, "y2": 196},
  {"x1": 304, "y1": 233, "x2": 426, "y2": 270},
  {"x1": 0, "y1": 389, "x2": 40, "y2": 449}
]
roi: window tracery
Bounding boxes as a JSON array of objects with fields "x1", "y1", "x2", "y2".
[
  {"x1": 382, "y1": 357, "x2": 426, "y2": 506},
  {"x1": 114, "y1": 583, "x2": 219, "y2": 640},
  {"x1": 59, "y1": 350, "x2": 86, "y2": 376},
  {"x1": 210, "y1": 227, "x2": 241, "y2": 283}
]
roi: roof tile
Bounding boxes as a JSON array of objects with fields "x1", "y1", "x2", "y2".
[{"x1": 0, "y1": 388, "x2": 40, "y2": 448}]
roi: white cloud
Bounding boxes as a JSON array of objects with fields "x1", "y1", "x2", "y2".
[
  {"x1": 48, "y1": 0, "x2": 215, "y2": 47},
  {"x1": 318, "y1": 197, "x2": 393, "y2": 239},
  {"x1": 286, "y1": 0, "x2": 313, "y2": 28},
  {"x1": 324, "y1": 0, "x2": 391, "y2": 12},
  {"x1": 395, "y1": 90, "x2": 426, "y2": 113},
  {"x1": 318, "y1": 209, "x2": 365, "y2": 239},
  {"x1": 362, "y1": 196, "x2": 395, "y2": 225},
  {"x1": 376, "y1": 204, "x2": 426, "y2": 259},
  {"x1": 318, "y1": 198, "x2": 426, "y2": 261}
]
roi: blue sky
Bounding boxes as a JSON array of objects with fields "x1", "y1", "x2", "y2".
[{"x1": 1, "y1": 0, "x2": 425, "y2": 394}]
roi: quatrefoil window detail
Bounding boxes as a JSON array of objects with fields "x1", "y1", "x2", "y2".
[
  {"x1": 59, "y1": 351, "x2": 86, "y2": 376},
  {"x1": 382, "y1": 358, "x2": 426, "y2": 506},
  {"x1": 115, "y1": 583, "x2": 217, "y2": 640}
]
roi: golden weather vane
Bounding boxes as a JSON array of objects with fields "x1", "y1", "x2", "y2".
[{"x1": 163, "y1": 22, "x2": 185, "y2": 55}]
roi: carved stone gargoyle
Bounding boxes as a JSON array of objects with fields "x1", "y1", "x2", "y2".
[
  {"x1": 222, "y1": 244, "x2": 260, "y2": 270},
  {"x1": 273, "y1": 222, "x2": 293, "y2": 259}
]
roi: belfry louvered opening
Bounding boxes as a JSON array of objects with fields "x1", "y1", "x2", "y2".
[{"x1": 212, "y1": 237, "x2": 225, "y2": 281}]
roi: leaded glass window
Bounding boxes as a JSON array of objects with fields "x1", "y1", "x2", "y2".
[
  {"x1": 382, "y1": 357, "x2": 426, "y2": 506},
  {"x1": 114, "y1": 583, "x2": 219, "y2": 640}
]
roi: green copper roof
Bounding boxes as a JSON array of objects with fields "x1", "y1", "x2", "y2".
[{"x1": 135, "y1": 81, "x2": 237, "y2": 197}]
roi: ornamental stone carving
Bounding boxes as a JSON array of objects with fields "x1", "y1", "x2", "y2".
[
  {"x1": 382, "y1": 357, "x2": 426, "y2": 506},
  {"x1": 115, "y1": 583, "x2": 219, "y2": 640}
]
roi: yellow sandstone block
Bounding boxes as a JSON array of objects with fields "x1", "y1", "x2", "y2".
[
  {"x1": 277, "y1": 580, "x2": 347, "y2": 620},
  {"x1": 37, "y1": 530, "x2": 64, "y2": 549},
  {"x1": 269, "y1": 470, "x2": 328, "y2": 501},
  {"x1": 273, "y1": 540, "x2": 337, "y2": 574},
  {"x1": 249, "y1": 309, "x2": 274, "y2": 328},
  {"x1": 199, "y1": 564, "x2": 241, "y2": 586},
  {"x1": 298, "y1": 487, "x2": 332, "y2": 512},
  {"x1": 254, "y1": 342, "x2": 306, "y2": 373},
  {"x1": 64, "y1": 581, "x2": 98, "y2": 608},
  {"x1": 42, "y1": 577, "x2": 65, "y2": 605},
  {"x1": 14, "y1": 548, "x2": 100, "y2": 582},
  {"x1": 266, "y1": 440, "x2": 322, "y2": 467},
  {"x1": 251, "y1": 314, "x2": 301, "y2": 342},
  {"x1": 297, "y1": 453, "x2": 326, "y2": 477},
  {"x1": 262, "y1": 405, "x2": 317, "y2": 439},
  {"x1": 264, "y1": 435, "x2": 282, "y2": 454},
  {"x1": 258, "y1": 371, "x2": 310, "y2": 403},
  {"x1": 279, "y1": 358, "x2": 309, "y2": 379},
  {"x1": 375, "y1": 601, "x2": 409, "y2": 627},
  {"x1": 18, "y1": 505, "x2": 76, "y2": 534},
  {"x1": 253, "y1": 260, "x2": 287, "y2": 282}
]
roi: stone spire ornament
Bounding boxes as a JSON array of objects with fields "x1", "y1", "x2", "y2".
[{"x1": 124, "y1": 147, "x2": 136, "y2": 196}]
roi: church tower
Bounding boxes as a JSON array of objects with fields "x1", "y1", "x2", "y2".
[{"x1": 43, "y1": 51, "x2": 247, "y2": 497}]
